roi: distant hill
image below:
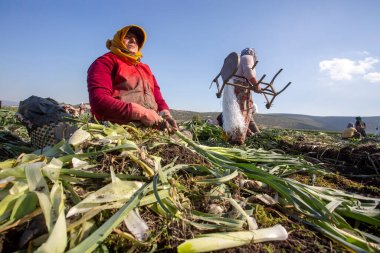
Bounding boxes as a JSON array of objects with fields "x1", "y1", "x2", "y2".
[
  {"x1": 171, "y1": 110, "x2": 380, "y2": 134},
  {"x1": 0, "y1": 100, "x2": 19, "y2": 106},
  {"x1": 1, "y1": 100, "x2": 378, "y2": 134}
]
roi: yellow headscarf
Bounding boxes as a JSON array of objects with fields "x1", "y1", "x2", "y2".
[{"x1": 106, "y1": 25, "x2": 146, "y2": 64}]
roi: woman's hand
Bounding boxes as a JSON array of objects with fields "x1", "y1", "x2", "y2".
[
  {"x1": 141, "y1": 109, "x2": 162, "y2": 126},
  {"x1": 160, "y1": 110, "x2": 178, "y2": 133},
  {"x1": 130, "y1": 103, "x2": 161, "y2": 126},
  {"x1": 250, "y1": 77, "x2": 261, "y2": 93},
  {"x1": 253, "y1": 84, "x2": 262, "y2": 93}
]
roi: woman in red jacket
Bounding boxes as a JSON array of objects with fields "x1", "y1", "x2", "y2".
[{"x1": 87, "y1": 25, "x2": 177, "y2": 131}]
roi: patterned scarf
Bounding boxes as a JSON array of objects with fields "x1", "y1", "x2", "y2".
[
  {"x1": 241, "y1": 48, "x2": 257, "y2": 63},
  {"x1": 106, "y1": 25, "x2": 146, "y2": 64}
]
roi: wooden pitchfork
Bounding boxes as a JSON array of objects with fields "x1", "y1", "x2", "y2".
[{"x1": 210, "y1": 52, "x2": 291, "y2": 109}]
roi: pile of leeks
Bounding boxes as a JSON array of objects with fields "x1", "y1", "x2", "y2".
[{"x1": 0, "y1": 120, "x2": 379, "y2": 253}]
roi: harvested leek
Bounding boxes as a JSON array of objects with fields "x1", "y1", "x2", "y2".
[{"x1": 177, "y1": 224, "x2": 288, "y2": 253}]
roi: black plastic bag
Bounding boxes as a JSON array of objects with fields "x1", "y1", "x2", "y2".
[{"x1": 17, "y1": 96, "x2": 77, "y2": 148}]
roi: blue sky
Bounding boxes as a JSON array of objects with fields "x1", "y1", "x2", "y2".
[{"x1": 0, "y1": 0, "x2": 379, "y2": 116}]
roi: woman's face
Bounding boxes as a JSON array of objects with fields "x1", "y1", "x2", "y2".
[{"x1": 123, "y1": 32, "x2": 139, "y2": 54}]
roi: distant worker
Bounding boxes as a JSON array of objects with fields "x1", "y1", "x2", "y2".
[
  {"x1": 87, "y1": 25, "x2": 177, "y2": 132},
  {"x1": 376, "y1": 120, "x2": 380, "y2": 136},
  {"x1": 341, "y1": 122, "x2": 360, "y2": 139},
  {"x1": 221, "y1": 48, "x2": 262, "y2": 145},
  {"x1": 354, "y1": 116, "x2": 366, "y2": 137}
]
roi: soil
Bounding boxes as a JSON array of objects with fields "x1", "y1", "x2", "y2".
[{"x1": 151, "y1": 143, "x2": 209, "y2": 166}]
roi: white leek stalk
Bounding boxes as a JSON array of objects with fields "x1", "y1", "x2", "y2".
[
  {"x1": 228, "y1": 198, "x2": 258, "y2": 230},
  {"x1": 124, "y1": 209, "x2": 149, "y2": 241},
  {"x1": 177, "y1": 224, "x2": 288, "y2": 253},
  {"x1": 68, "y1": 129, "x2": 91, "y2": 147}
]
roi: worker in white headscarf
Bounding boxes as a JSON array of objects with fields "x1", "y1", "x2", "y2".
[{"x1": 222, "y1": 48, "x2": 262, "y2": 144}]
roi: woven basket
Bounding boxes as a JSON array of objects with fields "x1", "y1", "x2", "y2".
[{"x1": 29, "y1": 122, "x2": 77, "y2": 149}]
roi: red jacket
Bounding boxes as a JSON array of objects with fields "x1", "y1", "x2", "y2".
[{"x1": 87, "y1": 52, "x2": 169, "y2": 124}]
